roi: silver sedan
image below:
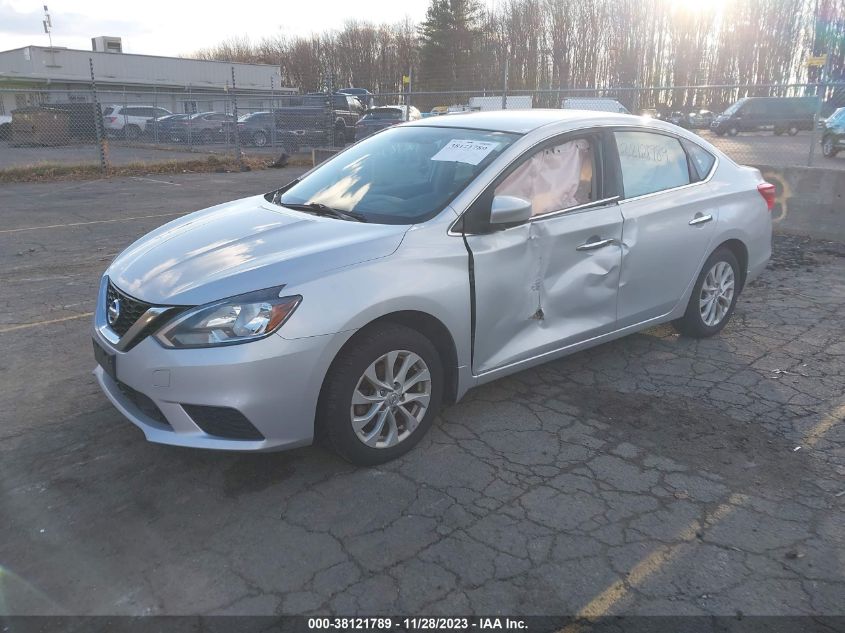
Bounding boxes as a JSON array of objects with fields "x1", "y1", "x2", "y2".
[{"x1": 93, "y1": 110, "x2": 773, "y2": 465}]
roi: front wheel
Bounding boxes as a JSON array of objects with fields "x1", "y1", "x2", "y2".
[
  {"x1": 787, "y1": 125, "x2": 799, "y2": 136},
  {"x1": 822, "y1": 136, "x2": 839, "y2": 158},
  {"x1": 252, "y1": 131, "x2": 268, "y2": 147},
  {"x1": 317, "y1": 323, "x2": 443, "y2": 466},
  {"x1": 727, "y1": 126, "x2": 739, "y2": 137},
  {"x1": 672, "y1": 247, "x2": 740, "y2": 338}
]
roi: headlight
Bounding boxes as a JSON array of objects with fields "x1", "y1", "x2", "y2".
[{"x1": 155, "y1": 287, "x2": 301, "y2": 349}]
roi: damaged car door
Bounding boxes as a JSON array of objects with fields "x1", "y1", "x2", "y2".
[{"x1": 462, "y1": 131, "x2": 624, "y2": 374}]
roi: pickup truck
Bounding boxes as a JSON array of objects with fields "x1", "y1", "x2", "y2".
[{"x1": 236, "y1": 93, "x2": 364, "y2": 150}]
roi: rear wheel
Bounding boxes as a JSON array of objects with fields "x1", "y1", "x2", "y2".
[
  {"x1": 727, "y1": 126, "x2": 739, "y2": 137},
  {"x1": 317, "y1": 323, "x2": 443, "y2": 466},
  {"x1": 787, "y1": 125, "x2": 799, "y2": 136},
  {"x1": 334, "y1": 125, "x2": 346, "y2": 146},
  {"x1": 124, "y1": 124, "x2": 141, "y2": 140},
  {"x1": 672, "y1": 247, "x2": 740, "y2": 338},
  {"x1": 822, "y1": 136, "x2": 839, "y2": 158}
]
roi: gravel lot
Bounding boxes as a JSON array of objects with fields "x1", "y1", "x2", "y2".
[{"x1": 1, "y1": 170, "x2": 843, "y2": 618}]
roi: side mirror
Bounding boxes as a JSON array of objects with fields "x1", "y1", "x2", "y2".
[{"x1": 490, "y1": 195, "x2": 532, "y2": 226}]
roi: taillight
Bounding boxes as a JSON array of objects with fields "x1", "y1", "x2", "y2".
[
  {"x1": 757, "y1": 182, "x2": 776, "y2": 211},
  {"x1": 105, "y1": 116, "x2": 116, "y2": 123}
]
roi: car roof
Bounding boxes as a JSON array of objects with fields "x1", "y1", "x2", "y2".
[{"x1": 403, "y1": 109, "x2": 669, "y2": 134}]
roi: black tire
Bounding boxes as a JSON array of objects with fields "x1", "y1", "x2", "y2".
[
  {"x1": 727, "y1": 126, "x2": 739, "y2": 137},
  {"x1": 317, "y1": 323, "x2": 444, "y2": 466},
  {"x1": 252, "y1": 131, "x2": 268, "y2": 147},
  {"x1": 822, "y1": 136, "x2": 839, "y2": 158},
  {"x1": 672, "y1": 247, "x2": 741, "y2": 339},
  {"x1": 124, "y1": 124, "x2": 141, "y2": 140},
  {"x1": 334, "y1": 125, "x2": 346, "y2": 146},
  {"x1": 714, "y1": 129, "x2": 725, "y2": 137},
  {"x1": 787, "y1": 125, "x2": 799, "y2": 136}
]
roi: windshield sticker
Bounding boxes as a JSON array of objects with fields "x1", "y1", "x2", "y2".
[{"x1": 431, "y1": 139, "x2": 500, "y2": 165}]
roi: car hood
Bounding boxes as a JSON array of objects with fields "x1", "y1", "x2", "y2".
[{"x1": 107, "y1": 195, "x2": 409, "y2": 305}]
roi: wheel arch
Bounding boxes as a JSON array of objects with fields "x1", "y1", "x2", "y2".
[
  {"x1": 713, "y1": 238, "x2": 749, "y2": 291},
  {"x1": 322, "y1": 310, "x2": 460, "y2": 406}
]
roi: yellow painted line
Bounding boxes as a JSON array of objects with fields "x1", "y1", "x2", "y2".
[
  {"x1": 564, "y1": 400, "x2": 845, "y2": 630},
  {"x1": 574, "y1": 493, "x2": 747, "y2": 621},
  {"x1": 0, "y1": 312, "x2": 93, "y2": 333},
  {"x1": 803, "y1": 403, "x2": 845, "y2": 448},
  {"x1": 0, "y1": 212, "x2": 186, "y2": 234}
]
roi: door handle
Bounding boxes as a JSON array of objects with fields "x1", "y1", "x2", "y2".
[
  {"x1": 689, "y1": 214, "x2": 713, "y2": 226},
  {"x1": 576, "y1": 238, "x2": 615, "y2": 251}
]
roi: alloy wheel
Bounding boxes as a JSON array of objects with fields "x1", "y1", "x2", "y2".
[
  {"x1": 350, "y1": 350, "x2": 431, "y2": 449},
  {"x1": 699, "y1": 261, "x2": 735, "y2": 326}
]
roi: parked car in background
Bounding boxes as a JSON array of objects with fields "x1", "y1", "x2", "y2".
[
  {"x1": 93, "y1": 110, "x2": 772, "y2": 465},
  {"x1": 821, "y1": 107, "x2": 845, "y2": 158},
  {"x1": 468, "y1": 95, "x2": 533, "y2": 111},
  {"x1": 562, "y1": 97, "x2": 630, "y2": 113},
  {"x1": 710, "y1": 96, "x2": 817, "y2": 136},
  {"x1": 667, "y1": 111, "x2": 690, "y2": 128},
  {"x1": 0, "y1": 114, "x2": 10, "y2": 140},
  {"x1": 688, "y1": 110, "x2": 715, "y2": 129},
  {"x1": 145, "y1": 114, "x2": 189, "y2": 140},
  {"x1": 354, "y1": 105, "x2": 421, "y2": 140},
  {"x1": 166, "y1": 112, "x2": 235, "y2": 144},
  {"x1": 337, "y1": 88, "x2": 375, "y2": 109},
  {"x1": 639, "y1": 108, "x2": 661, "y2": 119},
  {"x1": 102, "y1": 105, "x2": 172, "y2": 140},
  {"x1": 234, "y1": 111, "x2": 278, "y2": 148}
]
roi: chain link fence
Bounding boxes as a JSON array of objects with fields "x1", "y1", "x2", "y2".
[{"x1": 2, "y1": 75, "x2": 843, "y2": 174}]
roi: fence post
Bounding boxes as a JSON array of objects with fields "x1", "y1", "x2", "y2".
[
  {"x1": 808, "y1": 56, "x2": 831, "y2": 167},
  {"x1": 327, "y1": 71, "x2": 335, "y2": 148},
  {"x1": 501, "y1": 50, "x2": 509, "y2": 110},
  {"x1": 88, "y1": 57, "x2": 108, "y2": 172},
  {"x1": 230, "y1": 66, "x2": 244, "y2": 170},
  {"x1": 270, "y1": 76, "x2": 277, "y2": 149}
]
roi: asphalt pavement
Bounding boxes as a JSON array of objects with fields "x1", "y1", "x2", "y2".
[{"x1": 1, "y1": 170, "x2": 843, "y2": 618}]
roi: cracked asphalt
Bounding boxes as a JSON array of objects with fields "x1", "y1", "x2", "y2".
[{"x1": 1, "y1": 170, "x2": 843, "y2": 618}]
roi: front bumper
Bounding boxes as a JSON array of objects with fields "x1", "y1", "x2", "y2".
[{"x1": 93, "y1": 320, "x2": 351, "y2": 452}]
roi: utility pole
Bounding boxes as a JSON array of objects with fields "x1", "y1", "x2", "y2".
[{"x1": 43, "y1": 5, "x2": 57, "y2": 68}]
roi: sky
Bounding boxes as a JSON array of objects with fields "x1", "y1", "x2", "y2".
[{"x1": 0, "y1": 0, "x2": 433, "y2": 57}]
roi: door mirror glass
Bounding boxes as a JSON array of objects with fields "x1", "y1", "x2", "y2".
[{"x1": 490, "y1": 195, "x2": 532, "y2": 225}]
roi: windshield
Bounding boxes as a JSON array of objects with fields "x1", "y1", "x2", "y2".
[
  {"x1": 723, "y1": 98, "x2": 747, "y2": 116},
  {"x1": 363, "y1": 108, "x2": 404, "y2": 121},
  {"x1": 274, "y1": 126, "x2": 519, "y2": 224}
]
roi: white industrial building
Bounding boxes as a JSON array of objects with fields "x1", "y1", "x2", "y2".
[{"x1": 0, "y1": 41, "x2": 294, "y2": 116}]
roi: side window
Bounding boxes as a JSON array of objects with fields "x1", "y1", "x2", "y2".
[
  {"x1": 681, "y1": 139, "x2": 716, "y2": 181},
  {"x1": 494, "y1": 138, "x2": 596, "y2": 216},
  {"x1": 614, "y1": 131, "x2": 690, "y2": 198}
]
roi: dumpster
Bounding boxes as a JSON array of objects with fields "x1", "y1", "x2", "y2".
[{"x1": 11, "y1": 107, "x2": 71, "y2": 146}]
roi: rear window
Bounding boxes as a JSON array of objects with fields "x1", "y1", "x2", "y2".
[
  {"x1": 614, "y1": 130, "x2": 691, "y2": 198},
  {"x1": 363, "y1": 109, "x2": 403, "y2": 121},
  {"x1": 682, "y1": 139, "x2": 716, "y2": 181},
  {"x1": 103, "y1": 107, "x2": 114, "y2": 116}
]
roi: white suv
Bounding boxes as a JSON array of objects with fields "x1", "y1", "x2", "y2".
[{"x1": 103, "y1": 105, "x2": 172, "y2": 140}]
